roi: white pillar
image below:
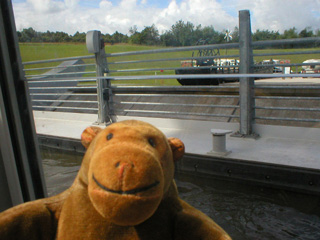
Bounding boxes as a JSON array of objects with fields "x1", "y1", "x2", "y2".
[{"x1": 208, "y1": 129, "x2": 233, "y2": 156}]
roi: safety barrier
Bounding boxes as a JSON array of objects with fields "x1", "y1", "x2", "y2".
[
  {"x1": 23, "y1": 10, "x2": 320, "y2": 136},
  {"x1": 24, "y1": 55, "x2": 98, "y2": 113}
]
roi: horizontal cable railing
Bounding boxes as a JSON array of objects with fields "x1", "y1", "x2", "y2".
[
  {"x1": 23, "y1": 55, "x2": 95, "y2": 65},
  {"x1": 22, "y1": 32, "x2": 320, "y2": 129},
  {"x1": 102, "y1": 37, "x2": 319, "y2": 127},
  {"x1": 24, "y1": 55, "x2": 98, "y2": 114},
  {"x1": 24, "y1": 63, "x2": 96, "y2": 72},
  {"x1": 105, "y1": 42, "x2": 240, "y2": 57}
]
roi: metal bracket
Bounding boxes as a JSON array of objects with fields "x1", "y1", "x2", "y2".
[
  {"x1": 231, "y1": 131, "x2": 260, "y2": 139},
  {"x1": 103, "y1": 88, "x2": 110, "y2": 101}
]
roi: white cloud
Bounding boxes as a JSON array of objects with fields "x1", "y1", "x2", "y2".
[
  {"x1": 65, "y1": 0, "x2": 79, "y2": 8},
  {"x1": 251, "y1": 0, "x2": 320, "y2": 33},
  {"x1": 99, "y1": 0, "x2": 113, "y2": 9},
  {"x1": 26, "y1": 0, "x2": 64, "y2": 13},
  {"x1": 12, "y1": 0, "x2": 320, "y2": 35},
  {"x1": 155, "y1": 0, "x2": 237, "y2": 33},
  {"x1": 224, "y1": 0, "x2": 320, "y2": 33},
  {"x1": 120, "y1": 0, "x2": 137, "y2": 9}
]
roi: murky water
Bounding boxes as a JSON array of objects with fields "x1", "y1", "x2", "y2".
[
  {"x1": 41, "y1": 147, "x2": 320, "y2": 240},
  {"x1": 175, "y1": 174, "x2": 320, "y2": 240},
  {"x1": 41, "y1": 148, "x2": 82, "y2": 196}
]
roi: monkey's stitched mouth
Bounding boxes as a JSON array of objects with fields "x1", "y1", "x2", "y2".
[{"x1": 92, "y1": 174, "x2": 159, "y2": 195}]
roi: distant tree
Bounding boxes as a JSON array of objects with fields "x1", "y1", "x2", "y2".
[
  {"x1": 111, "y1": 31, "x2": 128, "y2": 44},
  {"x1": 200, "y1": 26, "x2": 221, "y2": 44},
  {"x1": 282, "y1": 27, "x2": 298, "y2": 39},
  {"x1": 216, "y1": 31, "x2": 226, "y2": 44},
  {"x1": 19, "y1": 27, "x2": 39, "y2": 42},
  {"x1": 16, "y1": 31, "x2": 22, "y2": 40},
  {"x1": 139, "y1": 24, "x2": 160, "y2": 45},
  {"x1": 192, "y1": 24, "x2": 203, "y2": 43},
  {"x1": 41, "y1": 31, "x2": 53, "y2": 42},
  {"x1": 56, "y1": 31, "x2": 71, "y2": 42},
  {"x1": 128, "y1": 25, "x2": 141, "y2": 44},
  {"x1": 171, "y1": 20, "x2": 195, "y2": 46},
  {"x1": 16, "y1": 22, "x2": 319, "y2": 46},
  {"x1": 129, "y1": 32, "x2": 141, "y2": 44},
  {"x1": 299, "y1": 27, "x2": 313, "y2": 38},
  {"x1": 72, "y1": 31, "x2": 86, "y2": 42},
  {"x1": 231, "y1": 27, "x2": 239, "y2": 42},
  {"x1": 298, "y1": 28, "x2": 319, "y2": 47},
  {"x1": 129, "y1": 25, "x2": 138, "y2": 36},
  {"x1": 252, "y1": 29, "x2": 280, "y2": 41},
  {"x1": 280, "y1": 27, "x2": 299, "y2": 48},
  {"x1": 160, "y1": 30, "x2": 176, "y2": 46},
  {"x1": 161, "y1": 22, "x2": 233, "y2": 46},
  {"x1": 102, "y1": 33, "x2": 113, "y2": 44}
]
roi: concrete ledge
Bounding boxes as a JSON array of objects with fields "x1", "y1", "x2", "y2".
[
  {"x1": 33, "y1": 111, "x2": 320, "y2": 171},
  {"x1": 33, "y1": 111, "x2": 98, "y2": 139}
]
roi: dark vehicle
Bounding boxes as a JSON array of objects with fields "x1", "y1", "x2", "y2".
[
  {"x1": 175, "y1": 40, "x2": 275, "y2": 86},
  {"x1": 175, "y1": 41, "x2": 227, "y2": 85}
]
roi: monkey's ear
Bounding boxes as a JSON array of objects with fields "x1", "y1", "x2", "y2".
[
  {"x1": 81, "y1": 126, "x2": 103, "y2": 149},
  {"x1": 168, "y1": 137, "x2": 185, "y2": 162}
]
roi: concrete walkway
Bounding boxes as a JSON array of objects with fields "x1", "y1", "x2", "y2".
[
  {"x1": 33, "y1": 111, "x2": 320, "y2": 171},
  {"x1": 254, "y1": 77, "x2": 320, "y2": 85}
]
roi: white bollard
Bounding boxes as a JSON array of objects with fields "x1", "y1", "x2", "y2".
[{"x1": 207, "y1": 129, "x2": 233, "y2": 156}]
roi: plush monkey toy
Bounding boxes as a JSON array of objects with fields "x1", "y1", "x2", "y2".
[{"x1": 0, "y1": 120, "x2": 231, "y2": 240}]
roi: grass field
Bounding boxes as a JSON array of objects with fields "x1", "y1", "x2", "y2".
[{"x1": 19, "y1": 43, "x2": 320, "y2": 86}]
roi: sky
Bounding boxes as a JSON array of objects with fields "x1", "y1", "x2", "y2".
[{"x1": 12, "y1": 0, "x2": 320, "y2": 36}]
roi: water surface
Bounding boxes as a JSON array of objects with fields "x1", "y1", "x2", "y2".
[{"x1": 41, "y1": 147, "x2": 320, "y2": 240}]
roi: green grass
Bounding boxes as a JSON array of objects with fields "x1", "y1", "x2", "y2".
[
  {"x1": 19, "y1": 43, "x2": 188, "y2": 85},
  {"x1": 20, "y1": 43, "x2": 94, "y2": 78},
  {"x1": 19, "y1": 43, "x2": 89, "y2": 61},
  {"x1": 19, "y1": 43, "x2": 320, "y2": 86}
]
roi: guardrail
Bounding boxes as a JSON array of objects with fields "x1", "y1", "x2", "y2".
[
  {"x1": 24, "y1": 55, "x2": 99, "y2": 114},
  {"x1": 23, "y1": 10, "x2": 320, "y2": 135}
]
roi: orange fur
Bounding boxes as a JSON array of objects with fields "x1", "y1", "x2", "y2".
[{"x1": 0, "y1": 120, "x2": 231, "y2": 240}]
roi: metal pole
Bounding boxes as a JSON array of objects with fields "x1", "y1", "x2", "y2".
[
  {"x1": 238, "y1": 10, "x2": 256, "y2": 137},
  {"x1": 96, "y1": 47, "x2": 109, "y2": 124},
  {"x1": 86, "y1": 31, "x2": 112, "y2": 124}
]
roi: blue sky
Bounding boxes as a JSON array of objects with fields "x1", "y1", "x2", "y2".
[{"x1": 11, "y1": 0, "x2": 320, "y2": 35}]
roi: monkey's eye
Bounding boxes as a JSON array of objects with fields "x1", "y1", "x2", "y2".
[
  {"x1": 148, "y1": 138, "x2": 156, "y2": 148},
  {"x1": 106, "y1": 133, "x2": 113, "y2": 141}
]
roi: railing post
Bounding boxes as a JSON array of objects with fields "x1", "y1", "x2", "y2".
[
  {"x1": 237, "y1": 10, "x2": 257, "y2": 137},
  {"x1": 86, "y1": 30, "x2": 112, "y2": 124}
]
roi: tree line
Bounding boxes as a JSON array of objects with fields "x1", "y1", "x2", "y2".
[{"x1": 17, "y1": 20, "x2": 320, "y2": 47}]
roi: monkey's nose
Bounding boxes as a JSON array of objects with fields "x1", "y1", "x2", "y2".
[{"x1": 115, "y1": 161, "x2": 134, "y2": 179}]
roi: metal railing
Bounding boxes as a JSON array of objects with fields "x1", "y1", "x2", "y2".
[
  {"x1": 24, "y1": 55, "x2": 99, "y2": 114},
  {"x1": 23, "y1": 10, "x2": 320, "y2": 135}
]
